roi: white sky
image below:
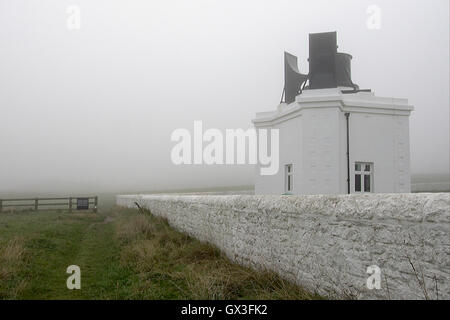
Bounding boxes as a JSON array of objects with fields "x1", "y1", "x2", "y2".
[{"x1": 0, "y1": 0, "x2": 448, "y2": 194}]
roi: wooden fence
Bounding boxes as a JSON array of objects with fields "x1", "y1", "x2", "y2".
[{"x1": 0, "y1": 196, "x2": 98, "y2": 213}]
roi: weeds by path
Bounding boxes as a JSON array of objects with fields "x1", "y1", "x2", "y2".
[
  {"x1": 0, "y1": 208, "x2": 321, "y2": 300},
  {"x1": 115, "y1": 207, "x2": 321, "y2": 300},
  {"x1": 0, "y1": 238, "x2": 26, "y2": 299}
]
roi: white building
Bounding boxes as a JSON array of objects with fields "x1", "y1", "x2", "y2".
[{"x1": 253, "y1": 87, "x2": 414, "y2": 195}]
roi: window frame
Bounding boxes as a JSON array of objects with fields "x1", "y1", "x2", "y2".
[
  {"x1": 354, "y1": 162, "x2": 374, "y2": 194},
  {"x1": 285, "y1": 164, "x2": 294, "y2": 194}
]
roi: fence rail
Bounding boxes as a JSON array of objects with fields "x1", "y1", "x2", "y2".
[{"x1": 0, "y1": 196, "x2": 98, "y2": 213}]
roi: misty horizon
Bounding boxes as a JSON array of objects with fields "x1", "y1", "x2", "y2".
[{"x1": 1, "y1": 0, "x2": 449, "y2": 195}]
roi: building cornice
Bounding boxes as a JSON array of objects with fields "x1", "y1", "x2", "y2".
[{"x1": 253, "y1": 88, "x2": 414, "y2": 127}]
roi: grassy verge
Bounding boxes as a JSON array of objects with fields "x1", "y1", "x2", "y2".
[
  {"x1": 0, "y1": 237, "x2": 26, "y2": 298},
  {"x1": 0, "y1": 207, "x2": 321, "y2": 300},
  {"x1": 116, "y1": 207, "x2": 320, "y2": 300}
]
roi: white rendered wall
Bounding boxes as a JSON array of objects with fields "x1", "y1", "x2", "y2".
[
  {"x1": 301, "y1": 107, "x2": 342, "y2": 194},
  {"x1": 117, "y1": 193, "x2": 450, "y2": 300},
  {"x1": 255, "y1": 117, "x2": 302, "y2": 195},
  {"x1": 348, "y1": 113, "x2": 411, "y2": 193}
]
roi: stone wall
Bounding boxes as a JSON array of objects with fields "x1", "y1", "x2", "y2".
[{"x1": 116, "y1": 193, "x2": 450, "y2": 300}]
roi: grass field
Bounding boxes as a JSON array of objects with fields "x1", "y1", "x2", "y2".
[{"x1": 0, "y1": 207, "x2": 320, "y2": 300}]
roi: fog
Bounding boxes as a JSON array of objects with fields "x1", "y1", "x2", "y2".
[{"x1": 0, "y1": 0, "x2": 448, "y2": 194}]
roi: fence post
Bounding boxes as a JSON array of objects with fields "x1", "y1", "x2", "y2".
[
  {"x1": 0, "y1": 199, "x2": 2, "y2": 213},
  {"x1": 34, "y1": 198, "x2": 38, "y2": 211},
  {"x1": 69, "y1": 197, "x2": 72, "y2": 213},
  {"x1": 94, "y1": 196, "x2": 98, "y2": 213}
]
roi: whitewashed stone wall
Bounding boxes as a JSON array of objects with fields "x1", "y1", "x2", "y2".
[{"x1": 116, "y1": 193, "x2": 450, "y2": 300}]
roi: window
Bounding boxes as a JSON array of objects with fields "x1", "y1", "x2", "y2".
[
  {"x1": 285, "y1": 164, "x2": 293, "y2": 193},
  {"x1": 354, "y1": 162, "x2": 373, "y2": 193}
]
